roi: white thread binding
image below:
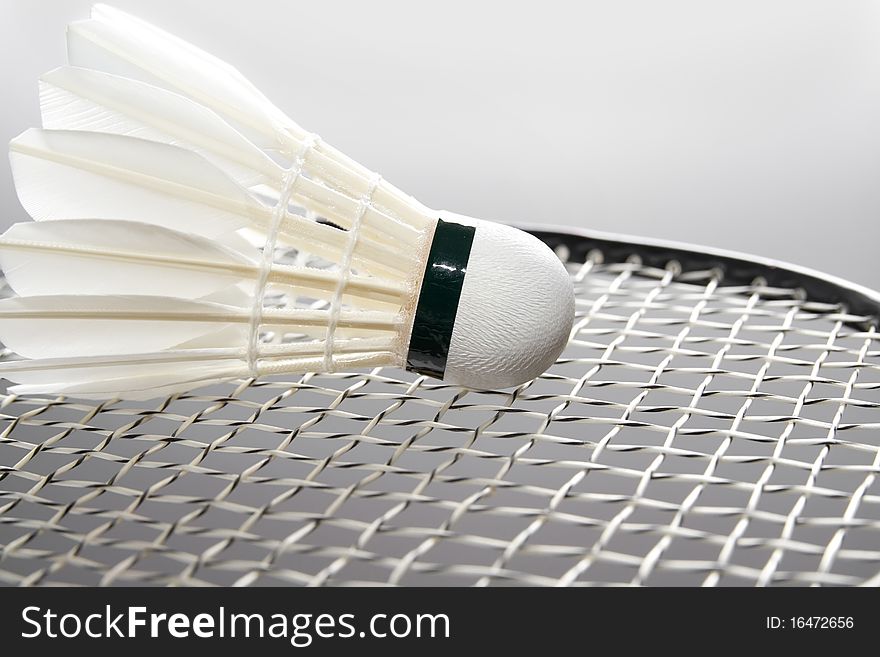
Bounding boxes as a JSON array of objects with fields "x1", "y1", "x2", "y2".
[
  {"x1": 322, "y1": 174, "x2": 382, "y2": 372},
  {"x1": 246, "y1": 135, "x2": 320, "y2": 379}
]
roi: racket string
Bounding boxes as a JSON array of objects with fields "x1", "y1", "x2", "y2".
[{"x1": 0, "y1": 252, "x2": 878, "y2": 586}]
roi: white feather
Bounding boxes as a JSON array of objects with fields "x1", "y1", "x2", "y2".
[
  {"x1": 0, "y1": 219, "x2": 257, "y2": 298},
  {"x1": 38, "y1": 67, "x2": 420, "y2": 246},
  {"x1": 67, "y1": 4, "x2": 290, "y2": 152},
  {"x1": 65, "y1": 5, "x2": 433, "y2": 239},
  {"x1": 0, "y1": 336, "x2": 397, "y2": 400},
  {"x1": 1, "y1": 351, "x2": 240, "y2": 385},
  {"x1": 10, "y1": 129, "x2": 405, "y2": 275},
  {"x1": 0, "y1": 292, "x2": 399, "y2": 358},
  {"x1": 8, "y1": 360, "x2": 246, "y2": 400},
  {"x1": 0, "y1": 219, "x2": 406, "y2": 307},
  {"x1": 40, "y1": 66, "x2": 275, "y2": 188},
  {"x1": 9, "y1": 128, "x2": 253, "y2": 237},
  {"x1": 0, "y1": 295, "x2": 247, "y2": 358}
]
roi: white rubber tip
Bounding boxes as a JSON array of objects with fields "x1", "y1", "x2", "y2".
[{"x1": 440, "y1": 214, "x2": 575, "y2": 389}]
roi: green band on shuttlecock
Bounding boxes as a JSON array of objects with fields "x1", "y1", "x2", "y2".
[{"x1": 406, "y1": 219, "x2": 476, "y2": 379}]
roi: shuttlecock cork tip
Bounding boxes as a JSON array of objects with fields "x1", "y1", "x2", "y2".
[{"x1": 406, "y1": 214, "x2": 575, "y2": 389}]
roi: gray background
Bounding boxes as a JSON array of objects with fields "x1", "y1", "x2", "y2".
[{"x1": 2, "y1": 0, "x2": 879, "y2": 286}]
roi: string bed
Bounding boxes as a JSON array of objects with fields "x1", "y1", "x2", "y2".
[{"x1": 1, "y1": 239, "x2": 879, "y2": 586}]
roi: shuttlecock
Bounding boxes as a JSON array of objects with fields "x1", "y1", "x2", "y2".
[{"x1": 0, "y1": 5, "x2": 574, "y2": 400}]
